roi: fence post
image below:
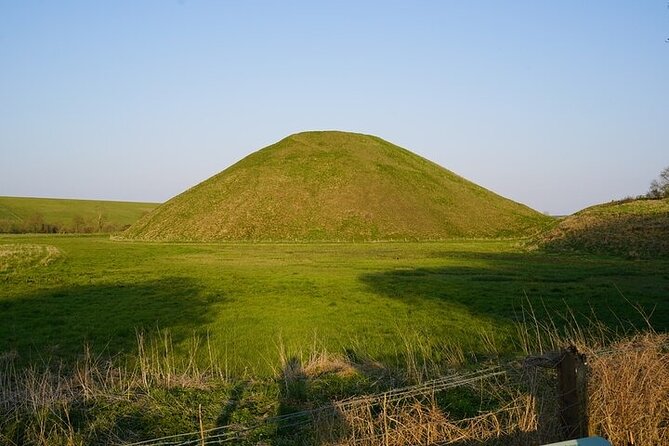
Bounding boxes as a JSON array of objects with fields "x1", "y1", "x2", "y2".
[{"x1": 556, "y1": 345, "x2": 589, "y2": 440}]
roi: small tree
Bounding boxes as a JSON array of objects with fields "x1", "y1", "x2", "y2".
[
  {"x1": 24, "y1": 212, "x2": 45, "y2": 233},
  {"x1": 71, "y1": 214, "x2": 85, "y2": 233},
  {"x1": 648, "y1": 166, "x2": 669, "y2": 199}
]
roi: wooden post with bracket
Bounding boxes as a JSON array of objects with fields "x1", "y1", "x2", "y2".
[{"x1": 556, "y1": 345, "x2": 589, "y2": 440}]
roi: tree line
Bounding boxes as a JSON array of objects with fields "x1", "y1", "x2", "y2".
[{"x1": 0, "y1": 212, "x2": 131, "y2": 234}]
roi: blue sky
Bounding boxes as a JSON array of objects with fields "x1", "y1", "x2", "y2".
[{"x1": 1, "y1": 1, "x2": 667, "y2": 215}]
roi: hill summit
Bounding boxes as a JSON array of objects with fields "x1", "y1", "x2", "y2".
[{"x1": 125, "y1": 131, "x2": 550, "y2": 241}]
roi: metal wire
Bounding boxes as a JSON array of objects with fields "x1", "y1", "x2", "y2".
[
  {"x1": 120, "y1": 342, "x2": 669, "y2": 446},
  {"x1": 120, "y1": 366, "x2": 506, "y2": 446}
]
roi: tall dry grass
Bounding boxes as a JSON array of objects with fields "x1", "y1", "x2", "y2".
[
  {"x1": 587, "y1": 332, "x2": 669, "y2": 445},
  {"x1": 289, "y1": 312, "x2": 669, "y2": 446},
  {"x1": 301, "y1": 355, "x2": 562, "y2": 446},
  {"x1": 2, "y1": 324, "x2": 668, "y2": 445},
  {"x1": 0, "y1": 330, "x2": 227, "y2": 446}
]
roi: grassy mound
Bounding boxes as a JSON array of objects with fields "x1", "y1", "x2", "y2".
[
  {"x1": 125, "y1": 131, "x2": 551, "y2": 241},
  {"x1": 538, "y1": 198, "x2": 669, "y2": 258},
  {"x1": 0, "y1": 196, "x2": 158, "y2": 234}
]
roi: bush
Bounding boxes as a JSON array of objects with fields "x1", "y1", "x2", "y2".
[{"x1": 647, "y1": 166, "x2": 669, "y2": 199}]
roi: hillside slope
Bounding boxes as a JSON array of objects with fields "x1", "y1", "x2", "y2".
[
  {"x1": 0, "y1": 196, "x2": 158, "y2": 233},
  {"x1": 125, "y1": 131, "x2": 551, "y2": 241},
  {"x1": 538, "y1": 198, "x2": 669, "y2": 258}
]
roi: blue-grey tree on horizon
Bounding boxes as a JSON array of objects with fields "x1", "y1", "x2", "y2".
[{"x1": 648, "y1": 166, "x2": 669, "y2": 199}]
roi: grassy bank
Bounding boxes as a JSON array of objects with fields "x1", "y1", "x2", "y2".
[{"x1": 538, "y1": 198, "x2": 669, "y2": 258}]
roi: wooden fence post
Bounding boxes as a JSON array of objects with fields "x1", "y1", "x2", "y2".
[{"x1": 556, "y1": 345, "x2": 589, "y2": 440}]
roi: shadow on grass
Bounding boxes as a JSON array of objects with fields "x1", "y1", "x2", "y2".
[
  {"x1": 359, "y1": 251, "x2": 669, "y2": 331},
  {"x1": 271, "y1": 356, "x2": 366, "y2": 446},
  {"x1": 0, "y1": 277, "x2": 222, "y2": 365}
]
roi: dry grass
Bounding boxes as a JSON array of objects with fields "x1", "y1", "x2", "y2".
[
  {"x1": 0, "y1": 243, "x2": 61, "y2": 272},
  {"x1": 293, "y1": 313, "x2": 669, "y2": 446},
  {"x1": 327, "y1": 397, "x2": 540, "y2": 446},
  {"x1": 321, "y1": 394, "x2": 525, "y2": 445},
  {"x1": 0, "y1": 330, "x2": 227, "y2": 446},
  {"x1": 275, "y1": 337, "x2": 360, "y2": 382},
  {"x1": 309, "y1": 361, "x2": 563, "y2": 446},
  {"x1": 2, "y1": 326, "x2": 668, "y2": 445},
  {"x1": 587, "y1": 333, "x2": 669, "y2": 445}
]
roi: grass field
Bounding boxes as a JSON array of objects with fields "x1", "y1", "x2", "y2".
[
  {"x1": 2, "y1": 234, "x2": 669, "y2": 445},
  {"x1": 2, "y1": 235, "x2": 668, "y2": 376},
  {"x1": 0, "y1": 196, "x2": 158, "y2": 233}
]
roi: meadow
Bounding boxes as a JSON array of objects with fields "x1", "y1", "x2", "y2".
[
  {"x1": 3, "y1": 234, "x2": 669, "y2": 444},
  {"x1": 2, "y1": 234, "x2": 668, "y2": 377}
]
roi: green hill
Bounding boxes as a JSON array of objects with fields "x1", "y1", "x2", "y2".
[
  {"x1": 0, "y1": 196, "x2": 159, "y2": 234},
  {"x1": 538, "y1": 198, "x2": 669, "y2": 258},
  {"x1": 125, "y1": 131, "x2": 552, "y2": 241}
]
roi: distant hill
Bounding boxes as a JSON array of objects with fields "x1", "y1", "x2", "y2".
[
  {"x1": 0, "y1": 196, "x2": 159, "y2": 234},
  {"x1": 125, "y1": 131, "x2": 551, "y2": 241},
  {"x1": 538, "y1": 198, "x2": 669, "y2": 258}
]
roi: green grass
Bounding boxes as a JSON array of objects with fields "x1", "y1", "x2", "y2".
[
  {"x1": 2, "y1": 234, "x2": 669, "y2": 445},
  {"x1": 126, "y1": 131, "x2": 553, "y2": 241},
  {"x1": 2, "y1": 235, "x2": 667, "y2": 376},
  {"x1": 0, "y1": 196, "x2": 158, "y2": 233}
]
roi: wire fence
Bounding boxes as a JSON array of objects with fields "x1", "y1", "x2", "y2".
[
  {"x1": 121, "y1": 366, "x2": 507, "y2": 446},
  {"x1": 120, "y1": 340, "x2": 669, "y2": 446}
]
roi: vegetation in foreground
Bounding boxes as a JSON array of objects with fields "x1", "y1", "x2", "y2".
[
  {"x1": 0, "y1": 196, "x2": 158, "y2": 234},
  {"x1": 2, "y1": 322, "x2": 667, "y2": 445},
  {"x1": 1, "y1": 235, "x2": 668, "y2": 444},
  {"x1": 538, "y1": 198, "x2": 669, "y2": 258},
  {"x1": 125, "y1": 131, "x2": 553, "y2": 241}
]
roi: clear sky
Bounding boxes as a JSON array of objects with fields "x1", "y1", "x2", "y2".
[{"x1": 1, "y1": 1, "x2": 667, "y2": 215}]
